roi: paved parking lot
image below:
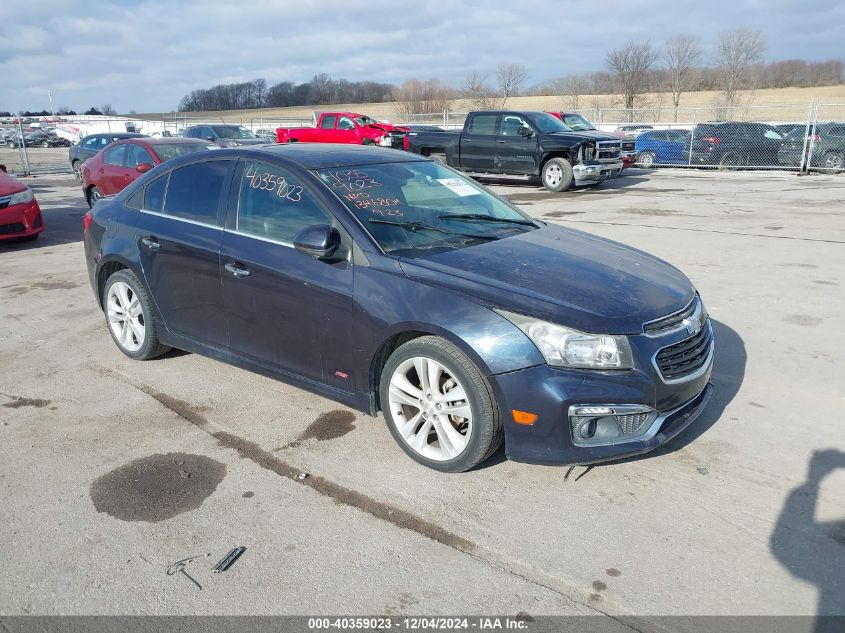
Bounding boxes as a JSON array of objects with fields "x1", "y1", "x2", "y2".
[{"x1": 1, "y1": 169, "x2": 843, "y2": 621}]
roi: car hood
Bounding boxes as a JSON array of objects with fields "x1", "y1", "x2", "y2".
[
  {"x1": 565, "y1": 130, "x2": 624, "y2": 143},
  {"x1": 0, "y1": 171, "x2": 27, "y2": 196},
  {"x1": 398, "y1": 224, "x2": 694, "y2": 335},
  {"x1": 223, "y1": 138, "x2": 268, "y2": 146}
]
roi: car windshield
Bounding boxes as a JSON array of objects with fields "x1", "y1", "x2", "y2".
[
  {"x1": 528, "y1": 113, "x2": 572, "y2": 133},
  {"x1": 317, "y1": 161, "x2": 538, "y2": 257},
  {"x1": 355, "y1": 116, "x2": 377, "y2": 126},
  {"x1": 151, "y1": 143, "x2": 217, "y2": 162},
  {"x1": 213, "y1": 126, "x2": 257, "y2": 139},
  {"x1": 562, "y1": 114, "x2": 595, "y2": 131}
]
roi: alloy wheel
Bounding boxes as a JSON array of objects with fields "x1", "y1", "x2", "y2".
[
  {"x1": 106, "y1": 281, "x2": 145, "y2": 352},
  {"x1": 544, "y1": 164, "x2": 563, "y2": 187},
  {"x1": 387, "y1": 356, "x2": 473, "y2": 461}
]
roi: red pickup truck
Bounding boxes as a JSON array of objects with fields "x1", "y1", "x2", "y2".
[{"x1": 276, "y1": 112, "x2": 409, "y2": 148}]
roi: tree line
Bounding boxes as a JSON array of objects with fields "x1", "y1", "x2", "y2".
[{"x1": 177, "y1": 75, "x2": 394, "y2": 112}]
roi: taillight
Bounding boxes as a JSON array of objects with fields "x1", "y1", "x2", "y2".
[
  {"x1": 701, "y1": 136, "x2": 720, "y2": 144},
  {"x1": 83, "y1": 210, "x2": 93, "y2": 233},
  {"x1": 403, "y1": 135, "x2": 409, "y2": 151}
]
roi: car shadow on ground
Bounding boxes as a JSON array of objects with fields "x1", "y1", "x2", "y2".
[
  {"x1": 479, "y1": 172, "x2": 651, "y2": 199},
  {"x1": 770, "y1": 449, "x2": 845, "y2": 631}
]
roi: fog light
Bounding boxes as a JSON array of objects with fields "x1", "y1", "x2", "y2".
[{"x1": 568, "y1": 404, "x2": 656, "y2": 446}]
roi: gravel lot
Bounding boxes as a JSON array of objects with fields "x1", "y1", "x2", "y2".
[{"x1": 1, "y1": 169, "x2": 843, "y2": 622}]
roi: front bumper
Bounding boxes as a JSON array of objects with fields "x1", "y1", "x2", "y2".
[
  {"x1": 490, "y1": 326, "x2": 714, "y2": 465},
  {"x1": 573, "y1": 160, "x2": 623, "y2": 184},
  {"x1": 0, "y1": 199, "x2": 44, "y2": 240}
]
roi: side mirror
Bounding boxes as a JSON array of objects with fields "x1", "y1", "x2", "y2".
[
  {"x1": 205, "y1": 136, "x2": 216, "y2": 142},
  {"x1": 517, "y1": 126, "x2": 533, "y2": 138},
  {"x1": 294, "y1": 224, "x2": 340, "y2": 260},
  {"x1": 136, "y1": 162, "x2": 153, "y2": 173}
]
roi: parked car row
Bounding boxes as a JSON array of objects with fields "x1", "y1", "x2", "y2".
[
  {"x1": 0, "y1": 127, "x2": 71, "y2": 148},
  {"x1": 633, "y1": 121, "x2": 845, "y2": 170}
]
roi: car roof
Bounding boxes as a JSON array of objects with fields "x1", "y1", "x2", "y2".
[
  {"x1": 116, "y1": 137, "x2": 210, "y2": 146},
  {"x1": 213, "y1": 143, "x2": 427, "y2": 170}
]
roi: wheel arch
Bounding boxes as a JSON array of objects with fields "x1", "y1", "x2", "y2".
[
  {"x1": 367, "y1": 323, "x2": 505, "y2": 415},
  {"x1": 95, "y1": 256, "x2": 144, "y2": 310},
  {"x1": 539, "y1": 151, "x2": 573, "y2": 174}
]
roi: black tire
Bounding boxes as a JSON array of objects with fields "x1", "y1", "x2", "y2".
[
  {"x1": 362, "y1": 138, "x2": 375, "y2": 145},
  {"x1": 541, "y1": 157, "x2": 574, "y2": 192},
  {"x1": 822, "y1": 151, "x2": 844, "y2": 172},
  {"x1": 72, "y1": 160, "x2": 82, "y2": 180},
  {"x1": 379, "y1": 336, "x2": 502, "y2": 473},
  {"x1": 428, "y1": 152, "x2": 446, "y2": 165},
  {"x1": 7, "y1": 141, "x2": 14, "y2": 149},
  {"x1": 718, "y1": 152, "x2": 741, "y2": 170},
  {"x1": 638, "y1": 150, "x2": 656, "y2": 167},
  {"x1": 41, "y1": 141, "x2": 50, "y2": 148},
  {"x1": 18, "y1": 233, "x2": 39, "y2": 242},
  {"x1": 87, "y1": 186, "x2": 102, "y2": 208},
  {"x1": 102, "y1": 270, "x2": 170, "y2": 361}
]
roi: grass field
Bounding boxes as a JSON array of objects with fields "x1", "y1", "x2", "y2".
[{"x1": 138, "y1": 84, "x2": 845, "y2": 125}]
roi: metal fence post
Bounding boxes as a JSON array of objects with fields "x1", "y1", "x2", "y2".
[
  {"x1": 805, "y1": 100, "x2": 820, "y2": 172},
  {"x1": 687, "y1": 110, "x2": 696, "y2": 166},
  {"x1": 16, "y1": 118, "x2": 31, "y2": 176}
]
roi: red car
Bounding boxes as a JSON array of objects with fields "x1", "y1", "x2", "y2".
[
  {"x1": 276, "y1": 112, "x2": 408, "y2": 148},
  {"x1": 0, "y1": 165, "x2": 44, "y2": 242},
  {"x1": 81, "y1": 137, "x2": 217, "y2": 207}
]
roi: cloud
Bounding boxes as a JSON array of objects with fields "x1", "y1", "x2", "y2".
[{"x1": 2, "y1": 0, "x2": 843, "y2": 112}]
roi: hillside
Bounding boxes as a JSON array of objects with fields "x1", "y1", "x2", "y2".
[{"x1": 137, "y1": 84, "x2": 845, "y2": 124}]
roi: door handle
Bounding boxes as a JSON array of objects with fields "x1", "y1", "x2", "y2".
[
  {"x1": 497, "y1": 140, "x2": 507, "y2": 143},
  {"x1": 224, "y1": 262, "x2": 251, "y2": 278},
  {"x1": 140, "y1": 236, "x2": 160, "y2": 250}
]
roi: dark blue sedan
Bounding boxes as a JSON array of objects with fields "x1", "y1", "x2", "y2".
[
  {"x1": 83, "y1": 144, "x2": 713, "y2": 472},
  {"x1": 635, "y1": 129, "x2": 692, "y2": 166}
]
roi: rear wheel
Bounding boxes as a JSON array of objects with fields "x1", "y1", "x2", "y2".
[
  {"x1": 380, "y1": 336, "x2": 502, "y2": 472},
  {"x1": 41, "y1": 140, "x2": 50, "y2": 148},
  {"x1": 72, "y1": 160, "x2": 82, "y2": 180},
  {"x1": 87, "y1": 186, "x2": 102, "y2": 208},
  {"x1": 7, "y1": 141, "x2": 14, "y2": 149},
  {"x1": 719, "y1": 152, "x2": 741, "y2": 170},
  {"x1": 541, "y1": 157, "x2": 574, "y2": 192},
  {"x1": 638, "y1": 150, "x2": 656, "y2": 167},
  {"x1": 103, "y1": 270, "x2": 170, "y2": 361}
]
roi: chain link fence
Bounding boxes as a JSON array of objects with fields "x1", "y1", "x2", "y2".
[{"x1": 2, "y1": 101, "x2": 843, "y2": 176}]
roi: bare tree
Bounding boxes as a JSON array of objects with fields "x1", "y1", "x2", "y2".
[
  {"x1": 392, "y1": 79, "x2": 455, "y2": 116},
  {"x1": 101, "y1": 104, "x2": 117, "y2": 116},
  {"x1": 461, "y1": 71, "x2": 500, "y2": 109},
  {"x1": 554, "y1": 73, "x2": 592, "y2": 111},
  {"x1": 715, "y1": 28, "x2": 766, "y2": 107},
  {"x1": 606, "y1": 41, "x2": 659, "y2": 121},
  {"x1": 496, "y1": 63, "x2": 528, "y2": 106},
  {"x1": 663, "y1": 35, "x2": 702, "y2": 121}
]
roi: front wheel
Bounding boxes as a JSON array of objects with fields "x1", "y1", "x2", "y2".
[
  {"x1": 103, "y1": 270, "x2": 170, "y2": 360},
  {"x1": 638, "y1": 150, "x2": 656, "y2": 167},
  {"x1": 822, "y1": 151, "x2": 844, "y2": 172},
  {"x1": 42, "y1": 140, "x2": 50, "y2": 148},
  {"x1": 380, "y1": 336, "x2": 502, "y2": 472},
  {"x1": 541, "y1": 157, "x2": 574, "y2": 192},
  {"x1": 72, "y1": 160, "x2": 82, "y2": 180},
  {"x1": 87, "y1": 186, "x2": 102, "y2": 208},
  {"x1": 719, "y1": 152, "x2": 741, "y2": 170}
]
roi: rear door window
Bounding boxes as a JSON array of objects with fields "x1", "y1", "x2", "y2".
[
  {"x1": 236, "y1": 160, "x2": 331, "y2": 243},
  {"x1": 320, "y1": 115, "x2": 337, "y2": 129},
  {"x1": 144, "y1": 174, "x2": 168, "y2": 212},
  {"x1": 468, "y1": 114, "x2": 498, "y2": 135},
  {"x1": 162, "y1": 160, "x2": 233, "y2": 225}
]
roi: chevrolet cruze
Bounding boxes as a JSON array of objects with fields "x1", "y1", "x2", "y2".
[{"x1": 83, "y1": 144, "x2": 713, "y2": 472}]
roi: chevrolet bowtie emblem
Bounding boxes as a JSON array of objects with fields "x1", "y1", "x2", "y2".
[{"x1": 682, "y1": 315, "x2": 702, "y2": 336}]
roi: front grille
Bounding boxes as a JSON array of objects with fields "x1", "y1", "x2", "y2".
[
  {"x1": 0, "y1": 222, "x2": 25, "y2": 235},
  {"x1": 0, "y1": 195, "x2": 10, "y2": 210},
  {"x1": 621, "y1": 140, "x2": 636, "y2": 152},
  {"x1": 655, "y1": 324, "x2": 713, "y2": 381},
  {"x1": 596, "y1": 140, "x2": 621, "y2": 161},
  {"x1": 644, "y1": 297, "x2": 699, "y2": 335},
  {"x1": 388, "y1": 131, "x2": 406, "y2": 149}
]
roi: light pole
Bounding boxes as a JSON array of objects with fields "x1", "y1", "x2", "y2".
[{"x1": 48, "y1": 90, "x2": 54, "y2": 115}]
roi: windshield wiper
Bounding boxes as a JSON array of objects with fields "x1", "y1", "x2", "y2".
[
  {"x1": 368, "y1": 218, "x2": 498, "y2": 241},
  {"x1": 438, "y1": 213, "x2": 536, "y2": 227}
]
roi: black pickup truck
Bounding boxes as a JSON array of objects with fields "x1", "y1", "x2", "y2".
[{"x1": 405, "y1": 110, "x2": 623, "y2": 192}]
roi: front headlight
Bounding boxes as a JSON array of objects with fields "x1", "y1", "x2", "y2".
[
  {"x1": 377, "y1": 135, "x2": 393, "y2": 147},
  {"x1": 497, "y1": 310, "x2": 634, "y2": 369},
  {"x1": 9, "y1": 189, "x2": 34, "y2": 205}
]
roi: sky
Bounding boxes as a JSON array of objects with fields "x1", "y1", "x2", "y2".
[{"x1": 2, "y1": 0, "x2": 843, "y2": 114}]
